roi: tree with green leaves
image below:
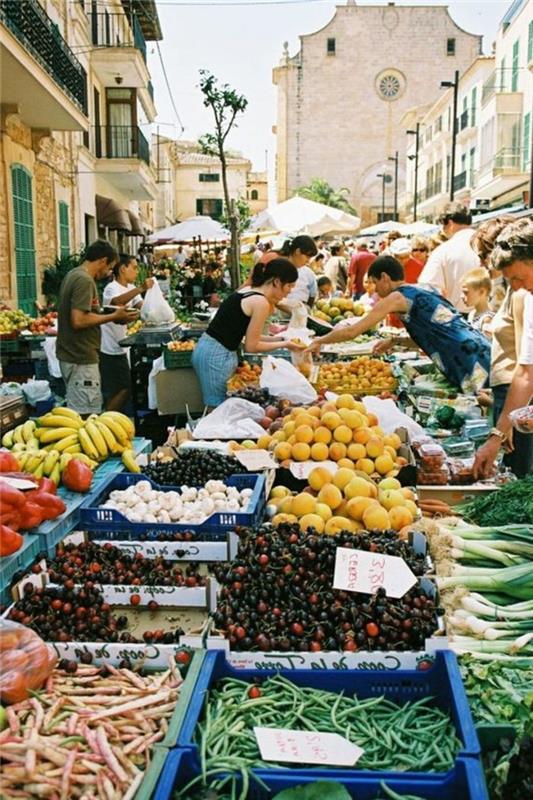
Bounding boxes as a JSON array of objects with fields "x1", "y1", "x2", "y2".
[
  {"x1": 198, "y1": 70, "x2": 248, "y2": 288},
  {"x1": 295, "y1": 178, "x2": 357, "y2": 216}
]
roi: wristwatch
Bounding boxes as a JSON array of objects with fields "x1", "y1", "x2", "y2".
[{"x1": 489, "y1": 427, "x2": 507, "y2": 442}]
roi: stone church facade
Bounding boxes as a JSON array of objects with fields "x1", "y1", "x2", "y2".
[{"x1": 273, "y1": 1, "x2": 482, "y2": 225}]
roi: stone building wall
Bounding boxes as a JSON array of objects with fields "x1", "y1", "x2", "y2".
[{"x1": 274, "y1": 2, "x2": 483, "y2": 225}]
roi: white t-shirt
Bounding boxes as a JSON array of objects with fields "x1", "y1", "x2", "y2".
[
  {"x1": 518, "y1": 292, "x2": 533, "y2": 365},
  {"x1": 418, "y1": 228, "x2": 480, "y2": 311},
  {"x1": 286, "y1": 266, "x2": 318, "y2": 305},
  {"x1": 100, "y1": 281, "x2": 137, "y2": 356}
]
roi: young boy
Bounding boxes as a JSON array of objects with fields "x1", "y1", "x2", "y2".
[
  {"x1": 317, "y1": 275, "x2": 333, "y2": 300},
  {"x1": 460, "y1": 268, "x2": 494, "y2": 336}
]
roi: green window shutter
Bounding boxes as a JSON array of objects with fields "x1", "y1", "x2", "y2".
[
  {"x1": 524, "y1": 113, "x2": 531, "y2": 172},
  {"x1": 11, "y1": 165, "x2": 37, "y2": 315},
  {"x1": 528, "y1": 20, "x2": 533, "y2": 64},
  {"x1": 511, "y1": 39, "x2": 519, "y2": 91},
  {"x1": 471, "y1": 87, "x2": 477, "y2": 127},
  {"x1": 58, "y1": 201, "x2": 70, "y2": 258},
  {"x1": 196, "y1": 198, "x2": 203, "y2": 215}
]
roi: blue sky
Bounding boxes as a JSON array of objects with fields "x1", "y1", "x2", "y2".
[{"x1": 148, "y1": 0, "x2": 511, "y2": 169}]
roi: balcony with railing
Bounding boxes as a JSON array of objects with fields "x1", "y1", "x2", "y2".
[
  {"x1": 88, "y1": 9, "x2": 150, "y2": 90},
  {"x1": 89, "y1": 11, "x2": 146, "y2": 62},
  {"x1": 0, "y1": 0, "x2": 87, "y2": 128},
  {"x1": 473, "y1": 146, "x2": 527, "y2": 199},
  {"x1": 92, "y1": 125, "x2": 155, "y2": 200},
  {"x1": 423, "y1": 179, "x2": 443, "y2": 200},
  {"x1": 481, "y1": 70, "x2": 498, "y2": 106}
]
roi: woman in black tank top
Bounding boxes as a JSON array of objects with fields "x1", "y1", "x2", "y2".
[{"x1": 192, "y1": 258, "x2": 305, "y2": 407}]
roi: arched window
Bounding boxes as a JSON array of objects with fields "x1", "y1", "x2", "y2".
[
  {"x1": 11, "y1": 165, "x2": 37, "y2": 314},
  {"x1": 251, "y1": 189, "x2": 259, "y2": 200}
]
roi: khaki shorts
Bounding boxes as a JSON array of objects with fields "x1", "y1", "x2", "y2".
[{"x1": 59, "y1": 361, "x2": 102, "y2": 415}]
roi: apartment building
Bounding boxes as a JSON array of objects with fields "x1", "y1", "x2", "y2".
[
  {"x1": 0, "y1": 0, "x2": 161, "y2": 313},
  {"x1": 404, "y1": 0, "x2": 533, "y2": 220},
  {"x1": 246, "y1": 171, "x2": 268, "y2": 215}
]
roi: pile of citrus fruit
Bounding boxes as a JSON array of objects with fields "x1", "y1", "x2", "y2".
[
  {"x1": 257, "y1": 393, "x2": 407, "y2": 476},
  {"x1": 313, "y1": 297, "x2": 366, "y2": 324},
  {"x1": 268, "y1": 472, "x2": 417, "y2": 534},
  {"x1": 315, "y1": 357, "x2": 396, "y2": 395}
]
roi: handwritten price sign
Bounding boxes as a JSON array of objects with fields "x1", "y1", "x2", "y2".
[
  {"x1": 254, "y1": 727, "x2": 364, "y2": 766},
  {"x1": 333, "y1": 547, "x2": 417, "y2": 598}
]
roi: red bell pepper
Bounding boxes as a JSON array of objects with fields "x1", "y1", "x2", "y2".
[
  {"x1": 0, "y1": 525, "x2": 23, "y2": 557},
  {"x1": 0, "y1": 481, "x2": 26, "y2": 508},
  {"x1": 61, "y1": 459, "x2": 93, "y2": 493},
  {"x1": 24, "y1": 491, "x2": 66, "y2": 520},
  {"x1": 18, "y1": 501, "x2": 45, "y2": 530},
  {"x1": 0, "y1": 451, "x2": 20, "y2": 472},
  {"x1": 0, "y1": 509, "x2": 21, "y2": 531},
  {"x1": 37, "y1": 477, "x2": 57, "y2": 495}
]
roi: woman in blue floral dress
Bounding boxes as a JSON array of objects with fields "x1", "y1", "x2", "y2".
[{"x1": 310, "y1": 256, "x2": 491, "y2": 393}]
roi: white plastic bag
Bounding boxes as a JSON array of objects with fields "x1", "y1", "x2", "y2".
[
  {"x1": 22, "y1": 379, "x2": 52, "y2": 404},
  {"x1": 141, "y1": 281, "x2": 175, "y2": 325},
  {"x1": 289, "y1": 302, "x2": 308, "y2": 329},
  {"x1": 192, "y1": 398, "x2": 266, "y2": 440},
  {"x1": 260, "y1": 356, "x2": 317, "y2": 404}
]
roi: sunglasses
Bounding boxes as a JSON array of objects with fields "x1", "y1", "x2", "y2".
[{"x1": 412, "y1": 248, "x2": 427, "y2": 253}]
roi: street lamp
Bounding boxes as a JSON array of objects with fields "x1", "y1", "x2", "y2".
[
  {"x1": 441, "y1": 70, "x2": 459, "y2": 201},
  {"x1": 376, "y1": 173, "x2": 391, "y2": 222},
  {"x1": 388, "y1": 151, "x2": 399, "y2": 221},
  {"x1": 407, "y1": 125, "x2": 420, "y2": 221}
]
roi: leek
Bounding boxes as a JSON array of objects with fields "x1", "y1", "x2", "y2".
[{"x1": 437, "y1": 561, "x2": 533, "y2": 600}]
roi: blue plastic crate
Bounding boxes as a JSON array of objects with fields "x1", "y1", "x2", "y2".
[
  {"x1": 0, "y1": 535, "x2": 42, "y2": 594},
  {"x1": 154, "y1": 749, "x2": 488, "y2": 800},
  {"x1": 92, "y1": 437, "x2": 153, "y2": 486},
  {"x1": 176, "y1": 650, "x2": 480, "y2": 784},
  {"x1": 80, "y1": 472, "x2": 266, "y2": 539},
  {"x1": 35, "y1": 482, "x2": 106, "y2": 557}
]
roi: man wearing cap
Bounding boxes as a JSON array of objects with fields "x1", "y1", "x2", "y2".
[
  {"x1": 348, "y1": 239, "x2": 376, "y2": 297},
  {"x1": 388, "y1": 238, "x2": 424, "y2": 283},
  {"x1": 418, "y1": 202, "x2": 480, "y2": 311}
]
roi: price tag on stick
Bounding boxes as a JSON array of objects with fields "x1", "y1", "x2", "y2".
[
  {"x1": 333, "y1": 547, "x2": 417, "y2": 598},
  {"x1": 254, "y1": 727, "x2": 364, "y2": 766}
]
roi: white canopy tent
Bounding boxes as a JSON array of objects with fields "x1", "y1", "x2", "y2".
[
  {"x1": 356, "y1": 220, "x2": 408, "y2": 237},
  {"x1": 401, "y1": 221, "x2": 440, "y2": 236},
  {"x1": 148, "y1": 216, "x2": 229, "y2": 243},
  {"x1": 250, "y1": 196, "x2": 360, "y2": 237}
]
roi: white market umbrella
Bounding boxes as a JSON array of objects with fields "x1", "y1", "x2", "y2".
[
  {"x1": 148, "y1": 215, "x2": 229, "y2": 243},
  {"x1": 250, "y1": 196, "x2": 360, "y2": 236},
  {"x1": 356, "y1": 220, "x2": 408, "y2": 237},
  {"x1": 402, "y1": 221, "x2": 439, "y2": 236}
]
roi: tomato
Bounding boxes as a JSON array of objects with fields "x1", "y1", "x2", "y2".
[{"x1": 247, "y1": 685, "x2": 261, "y2": 699}]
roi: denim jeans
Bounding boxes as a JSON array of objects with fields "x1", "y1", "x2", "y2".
[{"x1": 492, "y1": 383, "x2": 533, "y2": 478}]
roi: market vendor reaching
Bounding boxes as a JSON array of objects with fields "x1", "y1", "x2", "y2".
[{"x1": 308, "y1": 255, "x2": 491, "y2": 394}]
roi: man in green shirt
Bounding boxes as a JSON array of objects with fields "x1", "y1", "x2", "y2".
[{"x1": 57, "y1": 240, "x2": 139, "y2": 414}]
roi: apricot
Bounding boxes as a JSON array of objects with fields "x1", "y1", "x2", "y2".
[
  {"x1": 315, "y1": 502, "x2": 333, "y2": 521},
  {"x1": 308, "y1": 466, "x2": 334, "y2": 491},
  {"x1": 292, "y1": 492, "x2": 317, "y2": 517},
  {"x1": 347, "y1": 442, "x2": 367, "y2": 461},
  {"x1": 329, "y1": 442, "x2": 347, "y2": 462},
  {"x1": 299, "y1": 513, "x2": 325, "y2": 533},
  {"x1": 362, "y1": 504, "x2": 390, "y2": 531},
  {"x1": 295, "y1": 425, "x2": 314, "y2": 444},
  {"x1": 317, "y1": 483, "x2": 343, "y2": 510},
  {"x1": 325, "y1": 516, "x2": 356, "y2": 535},
  {"x1": 353, "y1": 427, "x2": 372, "y2": 445},
  {"x1": 321, "y1": 411, "x2": 342, "y2": 430},
  {"x1": 332, "y1": 467, "x2": 355, "y2": 491},
  {"x1": 355, "y1": 457, "x2": 375, "y2": 475},
  {"x1": 310, "y1": 442, "x2": 330, "y2": 461},
  {"x1": 346, "y1": 496, "x2": 379, "y2": 521},
  {"x1": 344, "y1": 476, "x2": 373, "y2": 499},
  {"x1": 366, "y1": 436, "x2": 385, "y2": 459},
  {"x1": 274, "y1": 442, "x2": 292, "y2": 461},
  {"x1": 337, "y1": 458, "x2": 355, "y2": 470},
  {"x1": 333, "y1": 425, "x2": 352, "y2": 444},
  {"x1": 335, "y1": 393, "x2": 356, "y2": 410},
  {"x1": 314, "y1": 425, "x2": 333, "y2": 444},
  {"x1": 374, "y1": 454, "x2": 395, "y2": 475},
  {"x1": 389, "y1": 506, "x2": 414, "y2": 531},
  {"x1": 292, "y1": 442, "x2": 311, "y2": 462}
]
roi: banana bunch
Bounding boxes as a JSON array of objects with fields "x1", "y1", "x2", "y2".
[{"x1": 2, "y1": 408, "x2": 136, "y2": 481}]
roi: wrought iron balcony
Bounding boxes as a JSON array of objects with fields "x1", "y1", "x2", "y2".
[
  {"x1": 423, "y1": 180, "x2": 443, "y2": 200},
  {"x1": 89, "y1": 11, "x2": 146, "y2": 62},
  {"x1": 93, "y1": 125, "x2": 150, "y2": 165},
  {"x1": 0, "y1": 0, "x2": 87, "y2": 113}
]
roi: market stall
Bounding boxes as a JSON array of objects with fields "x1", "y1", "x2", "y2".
[{"x1": 1, "y1": 296, "x2": 531, "y2": 800}]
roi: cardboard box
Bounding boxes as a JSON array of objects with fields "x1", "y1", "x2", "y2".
[{"x1": 155, "y1": 369, "x2": 204, "y2": 416}]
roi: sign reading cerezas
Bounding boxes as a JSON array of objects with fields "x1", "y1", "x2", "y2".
[
  {"x1": 333, "y1": 547, "x2": 417, "y2": 599},
  {"x1": 254, "y1": 727, "x2": 364, "y2": 767}
]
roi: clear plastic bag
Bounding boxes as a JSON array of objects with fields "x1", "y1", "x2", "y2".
[
  {"x1": 0, "y1": 619, "x2": 56, "y2": 705},
  {"x1": 509, "y1": 406, "x2": 533, "y2": 434},
  {"x1": 141, "y1": 280, "x2": 175, "y2": 325}
]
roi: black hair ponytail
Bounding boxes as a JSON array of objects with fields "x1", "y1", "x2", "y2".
[{"x1": 251, "y1": 257, "x2": 298, "y2": 287}]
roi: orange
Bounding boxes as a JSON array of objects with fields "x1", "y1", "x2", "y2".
[
  {"x1": 332, "y1": 467, "x2": 355, "y2": 491},
  {"x1": 317, "y1": 483, "x2": 343, "y2": 510},
  {"x1": 314, "y1": 426, "x2": 333, "y2": 444},
  {"x1": 353, "y1": 428, "x2": 372, "y2": 445},
  {"x1": 308, "y1": 466, "x2": 333, "y2": 491},
  {"x1": 329, "y1": 442, "x2": 347, "y2": 462},
  {"x1": 321, "y1": 411, "x2": 342, "y2": 430},
  {"x1": 337, "y1": 457, "x2": 355, "y2": 470},
  {"x1": 346, "y1": 496, "x2": 378, "y2": 521},
  {"x1": 274, "y1": 442, "x2": 292, "y2": 461},
  {"x1": 347, "y1": 443, "x2": 366, "y2": 461},
  {"x1": 310, "y1": 442, "x2": 329, "y2": 461},
  {"x1": 292, "y1": 492, "x2": 317, "y2": 517},
  {"x1": 333, "y1": 425, "x2": 352, "y2": 444},
  {"x1": 336, "y1": 393, "x2": 356, "y2": 410},
  {"x1": 292, "y1": 442, "x2": 311, "y2": 462},
  {"x1": 295, "y1": 425, "x2": 314, "y2": 444}
]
